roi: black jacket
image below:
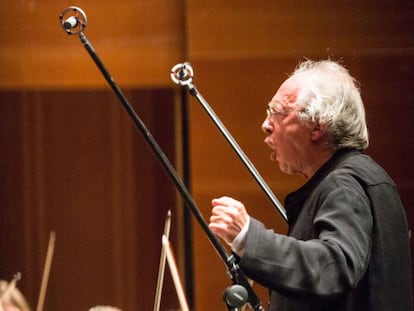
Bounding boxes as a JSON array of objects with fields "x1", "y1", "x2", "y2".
[{"x1": 240, "y1": 149, "x2": 412, "y2": 310}]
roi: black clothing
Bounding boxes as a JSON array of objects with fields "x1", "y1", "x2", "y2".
[{"x1": 240, "y1": 149, "x2": 412, "y2": 310}]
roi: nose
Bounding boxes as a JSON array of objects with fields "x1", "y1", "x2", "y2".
[{"x1": 261, "y1": 117, "x2": 272, "y2": 135}]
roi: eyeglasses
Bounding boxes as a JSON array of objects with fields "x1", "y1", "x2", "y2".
[{"x1": 266, "y1": 107, "x2": 305, "y2": 122}]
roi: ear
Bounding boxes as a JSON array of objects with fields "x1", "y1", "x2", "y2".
[{"x1": 310, "y1": 122, "x2": 327, "y2": 141}]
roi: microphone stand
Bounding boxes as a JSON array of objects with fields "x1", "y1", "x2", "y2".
[
  {"x1": 171, "y1": 63, "x2": 287, "y2": 222},
  {"x1": 59, "y1": 7, "x2": 264, "y2": 311}
]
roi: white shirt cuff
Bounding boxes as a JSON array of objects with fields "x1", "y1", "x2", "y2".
[{"x1": 230, "y1": 216, "x2": 250, "y2": 257}]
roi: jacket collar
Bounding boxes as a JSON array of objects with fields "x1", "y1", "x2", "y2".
[{"x1": 284, "y1": 148, "x2": 362, "y2": 226}]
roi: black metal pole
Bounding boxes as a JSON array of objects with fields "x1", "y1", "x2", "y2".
[
  {"x1": 189, "y1": 84, "x2": 287, "y2": 222},
  {"x1": 171, "y1": 62, "x2": 288, "y2": 222},
  {"x1": 76, "y1": 31, "x2": 264, "y2": 311}
]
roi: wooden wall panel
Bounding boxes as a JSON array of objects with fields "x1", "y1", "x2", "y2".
[
  {"x1": 187, "y1": 1, "x2": 414, "y2": 59},
  {"x1": 0, "y1": 89, "x2": 182, "y2": 310},
  {"x1": 186, "y1": 1, "x2": 414, "y2": 310},
  {"x1": 0, "y1": 1, "x2": 185, "y2": 88}
]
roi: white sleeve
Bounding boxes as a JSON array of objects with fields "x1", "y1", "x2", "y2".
[{"x1": 230, "y1": 216, "x2": 250, "y2": 257}]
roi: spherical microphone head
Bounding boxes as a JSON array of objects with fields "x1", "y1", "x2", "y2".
[
  {"x1": 59, "y1": 6, "x2": 87, "y2": 35},
  {"x1": 223, "y1": 284, "x2": 248, "y2": 308},
  {"x1": 170, "y1": 62, "x2": 194, "y2": 86},
  {"x1": 63, "y1": 16, "x2": 78, "y2": 31}
]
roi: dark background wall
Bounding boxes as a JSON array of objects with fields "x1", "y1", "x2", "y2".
[
  {"x1": 0, "y1": 89, "x2": 182, "y2": 310},
  {"x1": 0, "y1": 1, "x2": 413, "y2": 310}
]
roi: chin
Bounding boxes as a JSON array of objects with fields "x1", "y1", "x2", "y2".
[
  {"x1": 278, "y1": 164, "x2": 289, "y2": 175},
  {"x1": 279, "y1": 164, "x2": 298, "y2": 176}
]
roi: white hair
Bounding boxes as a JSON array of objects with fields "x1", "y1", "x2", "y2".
[{"x1": 292, "y1": 59, "x2": 369, "y2": 150}]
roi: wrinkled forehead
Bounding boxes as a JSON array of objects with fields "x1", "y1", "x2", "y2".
[{"x1": 269, "y1": 73, "x2": 307, "y2": 109}]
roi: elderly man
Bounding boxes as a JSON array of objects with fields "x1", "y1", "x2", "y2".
[{"x1": 209, "y1": 60, "x2": 412, "y2": 311}]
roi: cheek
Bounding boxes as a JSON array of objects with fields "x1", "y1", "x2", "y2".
[
  {"x1": 289, "y1": 126, "x2": 312, "y2": 152},
  {"x1": 273, "y1": 124, "x2": 292, "y2": 142},
  {"x1": 275, "y1": 124, "x2": 308, "y2": 150}
]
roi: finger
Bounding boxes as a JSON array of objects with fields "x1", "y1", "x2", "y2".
[
  {"x1": 209, "y1": 222, "x2": 232, "y2": 243},
  {"x1": 211, "y1": 196, "x2": 235, "y2": 206}
]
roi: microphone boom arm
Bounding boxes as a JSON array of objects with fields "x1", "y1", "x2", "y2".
[
  {"x1": 171, "y1": 63, "x2": 288, "y2": 222},
  {"x1": 59, "y1": 7, "x2": 264, "y2": 311}
]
